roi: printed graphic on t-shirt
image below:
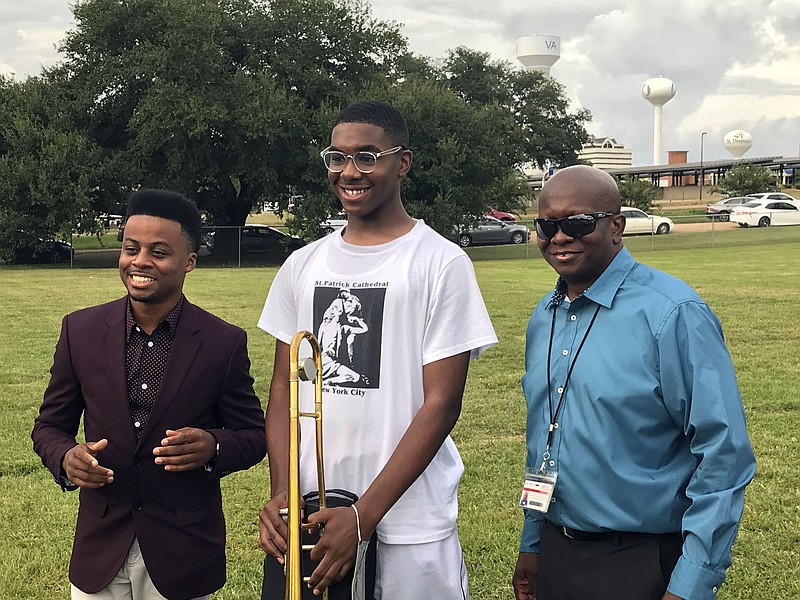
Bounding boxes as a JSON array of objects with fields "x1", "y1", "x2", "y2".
[{"x1": 313, "y1": 285, "x2": 385, "y2": 389}]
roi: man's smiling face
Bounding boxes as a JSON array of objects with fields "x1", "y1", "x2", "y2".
[
  {"x1": 326, "y1": 122, "x2": 410, "y2": 222},
  {"x1": 536, "y1": 166, "x2": 625, "y2": 298},
  {"x1": 119, "y1": 214, "x2": 196, "y2": 309}
]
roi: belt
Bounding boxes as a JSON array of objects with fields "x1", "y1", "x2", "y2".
[
  {"x1": 559, "y1": 526, "x2": 618, "y2": 541},
  {"x1": 550, "y1": 521, "x2": 676, "y2": 544}
]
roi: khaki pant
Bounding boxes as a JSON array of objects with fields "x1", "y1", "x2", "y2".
[{"x1": 70, "y1": 538, "x2": 210, "y2": 600}]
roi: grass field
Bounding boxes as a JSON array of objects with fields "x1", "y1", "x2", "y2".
[{"x1": 1, "y1": 238, "x2": 799, "y2": 599}]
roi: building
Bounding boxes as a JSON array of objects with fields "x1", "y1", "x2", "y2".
[{"x1": 578, "y1": 136, "x2": 633, "y2": 170}]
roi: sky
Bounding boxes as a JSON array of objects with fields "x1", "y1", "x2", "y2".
[{"x1": 2, "y1": 0, "x2": 799, "y2": 167}]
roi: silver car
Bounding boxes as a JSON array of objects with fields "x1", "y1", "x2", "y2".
[
  {"x1": 449, "y1": 216, "x2": 530, "y2": 247},
  {"x1": 705, "y1": 197, "x2": 752, "y2": 221}
]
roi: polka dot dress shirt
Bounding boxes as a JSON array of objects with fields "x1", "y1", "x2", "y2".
[{"x1": 125, "y1": 297, "x2": 184, "y2": 439}]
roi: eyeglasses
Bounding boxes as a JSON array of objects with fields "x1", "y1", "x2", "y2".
[
  {"x1": 320, "y1": 146, "x2": 404, "y2": 174},
  {"x1": 534, "y1": 212, "x2": 616, "y2": 241}
]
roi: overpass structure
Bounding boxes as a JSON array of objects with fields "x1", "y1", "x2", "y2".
[{"x1": 604, "y1": 155, "x2": 800, "y2": 187}]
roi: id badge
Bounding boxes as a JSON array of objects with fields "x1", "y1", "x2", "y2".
[{"x1": 519, "y1": 468, "x2": 558, "y2": 513}]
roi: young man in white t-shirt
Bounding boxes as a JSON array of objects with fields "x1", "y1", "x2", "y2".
[{"x1": 257, "y1": 100, "x2": 497, "y2": 599}]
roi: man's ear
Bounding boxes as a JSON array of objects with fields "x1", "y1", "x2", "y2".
[
  {"x1": 398, "y1": 149, "x2": 413, "y2": 178},
  {"x1": 612, "y1": 214, "x2": 626, "y2": 245},
  {"x1": 185, "y1": 252, "x2": 197, "y2": 273}
]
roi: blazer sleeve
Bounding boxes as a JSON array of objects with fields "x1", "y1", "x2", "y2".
[
  {"x1": 205, "y1": 327, "x2": 266, "y2": 476},
  {"x1": 31, "y1": 314, "x2": 83, "y2": 484}
]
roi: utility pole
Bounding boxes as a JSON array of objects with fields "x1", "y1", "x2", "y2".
[{"x1": 699, "y1": 131, "x2": 707, "y2": 204}]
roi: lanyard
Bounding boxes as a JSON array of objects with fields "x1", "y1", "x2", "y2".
[{"x1": 540, "y1": 301, "x2": 601, "y2": 472}]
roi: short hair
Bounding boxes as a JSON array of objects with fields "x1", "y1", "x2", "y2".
[
  {"x1": 334, "y1": 100, "x2": 410, "y2": 148},
  {"x1": 124, "y1": 189, "x2": 202, "y2": 253}
]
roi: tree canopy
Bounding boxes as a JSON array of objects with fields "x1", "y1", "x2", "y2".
[
  {"x1": 0, "y1": 0, "x2": 591, "y2": 260},
  {"x1": 617, "y1": 178, "x2": 659, "y2": 211},
  {"x1": 711, "y1": 164, "x2": 777, "y2": 198}
]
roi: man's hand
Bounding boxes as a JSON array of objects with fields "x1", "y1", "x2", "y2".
[
  {"x1": 152, "y1": 428, "x2": 215, "y2": 471},
  {"x1": 512, "y1": 552, "x2": 539, "y2": 600},
  {"x1": 258, "y1": 492, "x2": 294, "y2": 564},
  {"x1": 62, "y1": 439, "x2": 114, "y2": 488},
  {"x1": 306, "y1": 506, "x2": 359, "y2": 596}
]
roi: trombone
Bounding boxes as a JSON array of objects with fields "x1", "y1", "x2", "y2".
[{"x1": 285, "y1": 330, "x2": 327, "y2": 600}]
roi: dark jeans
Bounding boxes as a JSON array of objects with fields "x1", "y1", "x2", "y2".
[{"x1": 538, "y1": 520, "x2": 683, "y2": 600}]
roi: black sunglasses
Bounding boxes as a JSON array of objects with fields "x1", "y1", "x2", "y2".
[{"x1": 534, "y1": 212, "x2": 616, "y2": 241}]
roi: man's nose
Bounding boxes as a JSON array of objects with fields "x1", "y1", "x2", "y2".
[
  {"x1": 548, "y1": 224, "x2": 574, "y2": 244},
  {"x1": 131, "y1": 249, "x2": 153, "y2": 265},
  {"x1": 340, "y1": 156, "x2": 363, "y2": 178}
]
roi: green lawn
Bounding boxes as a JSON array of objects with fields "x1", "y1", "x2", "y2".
[{"x1": 1, "y1": 240, "x2": 798, "y2": 599}]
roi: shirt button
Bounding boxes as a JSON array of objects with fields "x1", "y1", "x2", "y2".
[
  {"x1": 712, "y1": 587, "x2": 718, "y2": 593},
  {"x1": 141, "y1": 383, "x2": 148, "y2": 390},
  {"x1": 549, "y1": 460, "x2": 555, "y2": 467},
  {"x1": 570, "y1": 314, "x2": 577, "y2": 321},
  {"x1": 551, "y1": 497, "x2": 557, "y2": 503},
  {"x1": 562, "y1": 349, "x2": 569, "y2": 356},
  {"x1": 147, "y1": 341, "x2": 154, "y2": 348},
  {"x1": 134, "y1": 421, "x2": 141, "y2": 428},
  {"x1": 557, "y1": 387, "x2": 564, "y2": 394}
]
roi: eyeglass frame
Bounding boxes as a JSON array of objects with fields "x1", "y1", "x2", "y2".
[
  {"x1": 320, "y1": 145, "x2": 406, "y2": 174},
  {"x1": 534, "y1": 212, "x2": 617, "y2": 241}
]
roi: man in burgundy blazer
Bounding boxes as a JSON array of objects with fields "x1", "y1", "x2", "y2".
[{"x1": 32, "y1": 189, "x2": 266, "y2": 600}]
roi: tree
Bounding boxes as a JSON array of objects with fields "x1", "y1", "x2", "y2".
[
  {"x1": 54, "y1": 0, "x2": 306, "y2": 232},
  {"x1": 711, "y1": 164, "x2": 777, "y2": 197},
  {"x1": 0, "y1": 76, "x2": 103, "y2": 263},
  {"x1": 48, "y1": 0, "x2": 412, "y2": 250},
  {"x1": 443, "y1": 48, "x2": 591, "y2": 170},
  {"x1": 1, "y1": 0, "x2": 593, "y2": 250},
  {"x1": 392, "y1": 78, "x2": 527, "y2": 233},
  {"x1": 617, "y1": 178, "x2": 658, "y2": 211}
]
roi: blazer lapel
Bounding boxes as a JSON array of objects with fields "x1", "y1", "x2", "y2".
[
  {"x1": 102, "y1": 298, "x2": 137, "y2": 449},
  {"x1": 137, "y1": 301, "x2": 202, "y2": 446}
]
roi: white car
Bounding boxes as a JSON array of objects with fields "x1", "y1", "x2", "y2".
[
  {"x1": 321, "y1": 212, "x2": 347, "y2": 235},
  {"x1": 730, "y1": 199, "x2": 800, "y2": 228},
  {"x1": 620, "y1": 207, "x2": 674, "y2": 235},
  {"x1": 746, "y1": 192, "x2": 797, "y2": 203}
]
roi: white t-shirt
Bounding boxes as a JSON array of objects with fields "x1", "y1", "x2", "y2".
[{"x1": 258, "y1": 220, "x2": 497, "y2": 543}]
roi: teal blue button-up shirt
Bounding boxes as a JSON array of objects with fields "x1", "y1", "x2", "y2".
[{"x1": 521, "y1": 246, "x2": 755, "y2": 600}]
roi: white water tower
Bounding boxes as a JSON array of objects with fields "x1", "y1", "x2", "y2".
[
  {"x1": 516, "y1": 35, "x2": 561, "y2": 77},
  {"x1": 642, "y1": 77, "x2": 676, "y2": 165},
  {"x1": 723, "y1": 130, "x2": 753, "y2": 159}
]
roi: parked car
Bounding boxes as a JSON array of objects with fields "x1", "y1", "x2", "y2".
[
  {"x1": 204, "y1": 224, "x2": 305, "y2": 258},
  {"x1": 236, "y1": 225, "x2": 305, "y2": 256},
  {"x1": 448, "y1": 216, "x2": 529, "y2": 247},
  {"x1": 620, "y1": 207, "x2": 674, "y2": 235},
  {"x1": 746, "y1": 192, "x2": 797, "y2": 203},
  {"x1": 321, "y1": 212, "x2": 347, "y2": 235},
  {"x1": 705, "y1": 197, "x2": 752, "y2": 221},
  {"x1": 730, "y1": 199, "x2": 800, "y2": 228},
  {"x1": 10, "y1": 232, "x2": 74, "y2": 264},
  {"x1": 485, "y1": 207, "x2": 517, "y2": 221}
]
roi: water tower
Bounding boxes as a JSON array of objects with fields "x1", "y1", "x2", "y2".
[
  {"x1": 642, "y1": 77, "x2": 676, "y2": 165},
  {"x1": 723, "y1": 130, "x2": 753, "y2": 159},
  {"x1": 516, "y1": 35, "x2": 561, "y2": 77}
]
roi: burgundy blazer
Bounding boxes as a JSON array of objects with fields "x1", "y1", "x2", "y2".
[{"x1": 32, "y1": 297, "x2": 266, "y2": 600}]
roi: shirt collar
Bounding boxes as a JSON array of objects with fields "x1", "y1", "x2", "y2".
[
  {"x1": 125, "y1": 295, "x2": 185, "y2": 340},
  {"x1": 547, "y1": 246, "x2": 635, "y2": 309}
]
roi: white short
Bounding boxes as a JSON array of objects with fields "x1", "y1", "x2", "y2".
[
  {"x1": 70, "y1": 538, "x2": 209, "y2": 600},
  {"x1": 374, "y1": 530, "x2": 469, "y2": 600}
]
